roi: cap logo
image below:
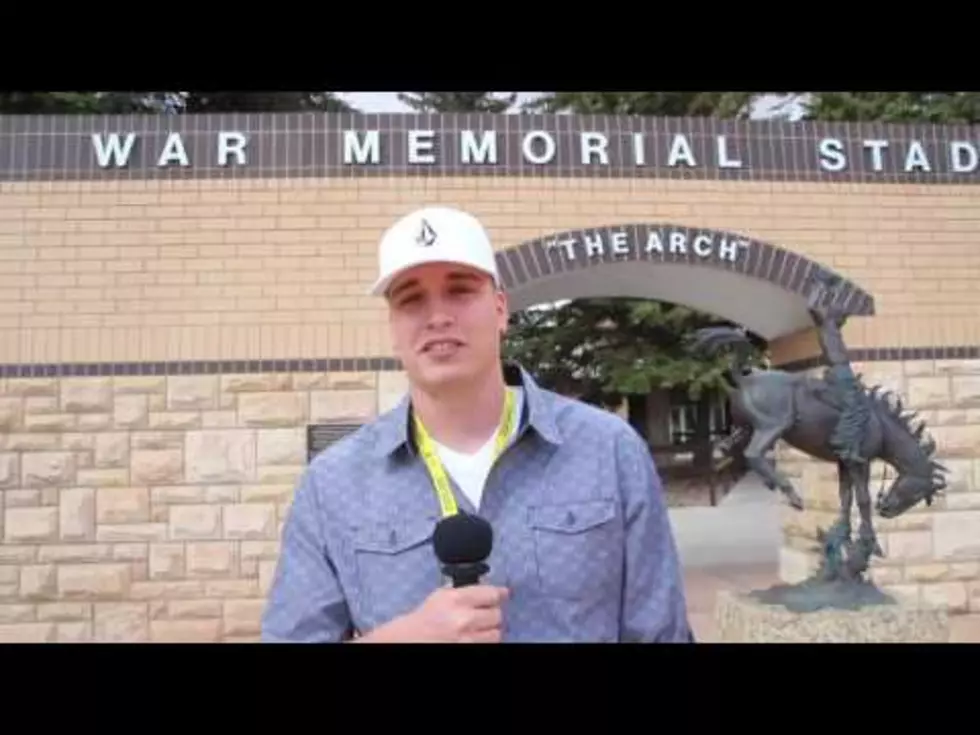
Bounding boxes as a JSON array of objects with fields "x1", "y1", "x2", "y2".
[{"x1": 416, "y1": 218, "x2": 437, "y2": 247}]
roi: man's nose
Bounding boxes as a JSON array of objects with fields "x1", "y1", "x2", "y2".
[{"x1": 425, "y1": 303, "x2": 454, "y2": 327}]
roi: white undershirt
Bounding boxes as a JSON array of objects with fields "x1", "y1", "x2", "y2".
[{"x1": 431, "y1": 387, "x2": 523, "y2": 512}]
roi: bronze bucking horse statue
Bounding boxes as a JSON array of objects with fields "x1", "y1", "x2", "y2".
[{"x1": 688, "y1": 271, "x2": 948, "y2": 585}]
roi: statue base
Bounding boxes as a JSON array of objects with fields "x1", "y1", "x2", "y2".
[{"x1": 715, "y1": 581, "x2": 950, "y2": 643}]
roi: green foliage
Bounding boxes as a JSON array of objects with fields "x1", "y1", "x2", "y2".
[
  {"x1": 523, "y1": 91, "x2": 759, "y2": 118},
  {"x1": 177, "y1": 92, "x2": 353, "y2": 113},
  {"x1": 503, "y1": 298, "x2": 765, "y2": 407},
  {"x1": 799, "y1": 92, "x2": 980, "y2": 124},
  {"x1": 0, "y1": 92, "x2": 151, "y2": 114},
  {"x1": 396, "y1": 92, "x2": 518, "y2": 113},
  {"x1": 0, "y1": 92, "x2": 355, "y2": 115}
]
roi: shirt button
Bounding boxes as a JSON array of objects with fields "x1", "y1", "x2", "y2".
[{"x1": 565, "y1": 511, "x2": 576, "y2": 526}]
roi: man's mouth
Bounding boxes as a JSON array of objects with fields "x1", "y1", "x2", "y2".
[{"x1": 421, "y1": 339, "x2": 464, "y2": 354}]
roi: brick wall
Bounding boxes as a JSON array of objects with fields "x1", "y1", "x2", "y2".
[
  {"x1": 3, "y1": 178, "x2": 980, "y2": 366},
  {"x1": 0, "y1": 368, "x2": 408, "y2": 641},
  {"x1": 2, "y1": 174, "x2": 980, "y2": 640}
]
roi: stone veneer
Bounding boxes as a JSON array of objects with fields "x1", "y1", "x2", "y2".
[
  {"x1": 0, "y1": 369, "x2": 408, "y2": 642},
  {"x1": 776, "y1": 358, "x2": 980, "y2": 615}
]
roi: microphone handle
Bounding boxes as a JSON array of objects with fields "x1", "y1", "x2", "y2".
[{"x1": 443, "y1": 561, "x2": 489, "y2": 588}]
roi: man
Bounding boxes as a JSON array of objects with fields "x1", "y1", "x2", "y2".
[
  {"x1": 260, "y1": 205, "x2": 693, "y2": 643},
  {"x1": 806, "y1": 273, "x2": 870, "y2": 465}
]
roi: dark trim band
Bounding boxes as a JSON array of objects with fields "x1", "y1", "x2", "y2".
[
  {"x1": 1, "y1": 346, "x2": 977, "y2": 379},
  {"x1": 0, "y1": 357, "x2": 402, "y2": 379},
  {"x1": 498, "y1": 223, "x2": 875, "y2": 320},
  {"x1": 2, "y1": 112, "x2": 978, "y2": 184},
  {"x1": 777, "y1": 345, "x2": 980, "y2": 373}
]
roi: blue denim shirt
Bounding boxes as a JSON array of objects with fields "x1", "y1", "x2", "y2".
[{"x1": 261, "y1": 364, "x2": 693, "y2": 643}]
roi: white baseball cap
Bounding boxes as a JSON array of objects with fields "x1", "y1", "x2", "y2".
[{"x1": 368, "y1": 206, "x2": 501, "y2": 297}]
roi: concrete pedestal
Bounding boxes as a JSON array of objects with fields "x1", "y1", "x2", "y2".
[{"x1": 715, "y1": 589, "x2": 950, "y2": 643}]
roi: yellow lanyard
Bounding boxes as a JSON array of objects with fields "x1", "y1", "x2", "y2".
[{"x1": 413, "y1": 388, "x2": 517, "y2": 517}]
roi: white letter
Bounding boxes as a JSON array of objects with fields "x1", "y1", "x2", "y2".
[
  {"x1": 633, "y1": 133, "x2": 646, "y2": 165},
  {"x1": 343, "y1": 130, "x2": 379, "y2": 164},
  {"x1": 91, "y1": 133, "x2": 136, "y2": 168},
  {"x1": 950, "y1": 141, "x2": 979, "y2": 173},
  {"x1": 718, "y1": 238, "x2": 746, "y2": 263},
  {"x1": 904, "y1": 140, "x2": 931, "y2": 172},
  {"x1": 610, "y1": 231, "x2": 630, "y2": 256},
  {"x1": 669, "y1": 231, "x2": 688, "y2": 255},
  {"x1": 818, "y1": 138, "x2": 846, "y2": 171},
  {"x1": 580, "y1": 132, "x2": 609, "y2": 165},
  {"x1": 157, "y1": 132, "x2": 189, "y2": 167},
  {"x1": 645, "y1": 231, "x2": 664, "y2": 255},
  {"x1": 667, "y1": 134, "x2": 696, "y2": 167},
  {"x1": 583, "y1": 232, "x2": 604, "y2": 257},
  {"x1": 408, "y1": 130, "x2": 435, "y2": 164},
  {"x1": 522, "y1": 131, "x2": 556, "y2": 164},
  {"x1": 547, "y1": 237, "x2": 577, "y2": 260},
  {"x1": 460, "y1": 131, "x2": 497, "y2": 164},
  {"x1": 693, "y1": 234, "x2": 713, "y2": 257},
  {"x1": 217, "y1": 131, "x2": 247, "y2": 166},
  {"x1": 863, "y1": 139, "x2": 888, "y2": 171},
  {"x1": 717, "y1": 136, "x2": 742, "y2": 168}
]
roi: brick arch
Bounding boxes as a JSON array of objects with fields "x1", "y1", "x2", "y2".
[{"x1": 495, "y1": 223, "x2": 875, "y2": 338}]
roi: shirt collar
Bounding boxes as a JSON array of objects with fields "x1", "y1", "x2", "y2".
[{"x1": 372, "y1": 362, "x2": 562, "y2": 459}]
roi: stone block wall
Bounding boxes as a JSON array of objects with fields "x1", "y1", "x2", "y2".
[
  {"x1": 0, "y1": 369, "x2": 409, "y2": 642},
  {"x1": 777, "y1": 358, "x2": 980, "y2": 615}
]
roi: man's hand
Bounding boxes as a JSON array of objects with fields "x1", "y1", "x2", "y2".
[{"x1": 354, "y1": 585, "x2": 509, "y2": 643}]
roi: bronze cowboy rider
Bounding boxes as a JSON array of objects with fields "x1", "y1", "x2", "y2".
[{"x1": 806, "y1": 272, "x2": 871, "y2": 465}]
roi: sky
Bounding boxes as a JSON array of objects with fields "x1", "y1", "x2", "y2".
[{"x1": 335, "y1": 92, "x2": 806, "y2": 119}]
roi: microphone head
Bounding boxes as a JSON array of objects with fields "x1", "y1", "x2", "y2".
[{"x1": 432, "y1": 512, "x2": 493, "y2": 565}]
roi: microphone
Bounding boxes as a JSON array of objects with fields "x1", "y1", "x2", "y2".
[{"x1": 432, "y1": 512, "x2": 493, "y2": 588}]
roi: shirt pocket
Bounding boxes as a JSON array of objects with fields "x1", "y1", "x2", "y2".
[
  {"x1": 351, "y1": 517, "x2": 442, "y2": 625},
  {"x1": 528, "y1": 498, "x2": 621, "y2": 600}
]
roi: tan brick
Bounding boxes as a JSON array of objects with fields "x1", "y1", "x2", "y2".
[
  {"x1": 920, "y1": 582, "x2": 969, "y2": 613},
  {"x1": 21, "y1": 451, "x2": 75, "y2": 487},
  {"x1": 20, "y1": 565, "x2": 56, "y2": 600},
  {"x1": 61, "y1": 378, "x2": 112, "y2": 413},
  {"x1": 57, "y1": 622, "x2": 93, "y2": 642},
  {"x1": 184, "y1": 430, "x2": 255, "y2": 483},
  {"x1": 0, "y1": 453, "x2": 18, "y2": 488},
  {"x1": 169, "y1": 505, "x2": 222, "y2": 540},
  {"x1": 0, "y1": 623, "x2": 56, "y2": 642},
  {"x1": 0, "y1": 604, "x2": 35, "y2": 624},
  {"x1": 60, "y1": 487, "x2": 96, "y2": 541},
  {"x1": 238, "y1": 392, "x2": 307, "y2": 427},
  {"x1": 94, "y1": 432, "x2": 129, "y2": 468},
  {"x1": 94, "y1": 602, "x2": 148, "y2": 642},
  {"x1": 150, "y1": 619, "x2": 221, "y2": 642},
  {"x1": 256, "y1": 428, "x2": 305, "y2": 466},
  {"x1": 97, "y1": 487, "x2": 150, "y2": 524},
  {"x1": 131, "y1": 449, "x2": 183, "y2": 485},
  {"x1": 223, "y1": 599, "x2": 265, "y2": 636},
  {"x1": 37, "y1": 602, "x2": 91, "y2": 621},
  {"x1": 168, "y1": 599, "x2": 222, "y2": 619},
  {"x1": 59, "y1": 564, "x2": 130, "y2": 600},
  {"x1": 114, "y1": 394, "x2": 147, "y2": 428},
  {"x1": 5, "y1": 506, "x2": 58, "y2": 543},
  {"x1": 186, "y1": 542, "x2": 237, "y2": 577},
  {"x1": 167, "y1": 375, "x2": 219, "y2": 410},
  {"x1": 223, "y1": 504, "x2": 277, "y2": 540}
]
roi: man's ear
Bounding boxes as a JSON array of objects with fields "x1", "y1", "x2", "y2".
[{"x1": 495, "y1": 287, "x2": 509, "y2": 333}]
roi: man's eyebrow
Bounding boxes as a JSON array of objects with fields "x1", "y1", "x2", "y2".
[
  {"x1": 446, "y1": 271, "x2": 483, "y2": 283},
  {"x1": 387, "y1": 278, "x2": 419, "y2": 300}
]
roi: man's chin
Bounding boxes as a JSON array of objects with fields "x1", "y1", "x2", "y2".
[{"x1": 414, "y1": 359, "x2": 474, "y2": 388}]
